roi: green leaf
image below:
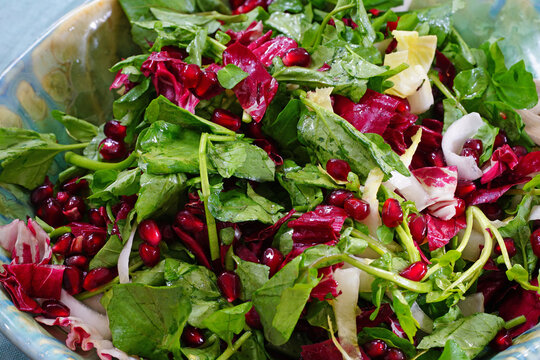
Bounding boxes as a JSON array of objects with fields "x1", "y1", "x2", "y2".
[
  {"x1": 453, "y1": 68, "x2": 489, "y2": 101},
  {"x1": 112, "y1": 78, "x2": 154, "y2": 139},
  {"x1": 268, "y1": 0, "x2": 303, "y2": 13},
  {"x1": 492, "y1": 60, "x2": 538, "y2": 109},
  {"x1": 185, "y1": 27, "x2": 208, "y2": 66},
  {"x1": 338, "y1": 229, "x2": 368, "y2": 255},
  {"x1": 87, "y1": 168, "x2": 141, "y2": 204},
  {"x1": 135, "y1": 172, "x2": 186, "y2": 221},
  {"x1": 438, "y1": 340, "x2": 470, "y2": 360},
  {"x1": 376, "y1": 225, "x2": 395, "y2": 245},
  {"x1": 217, "y1": 64, "x2": 249, "y2": 89},
  {"x1": 265, "y1": 12, "x2": 311, "y2": 42},
  {"x1": 358, "y1": 327, "x2": 416, "y2": 358},
  {"x1": 478, "y1": 101, "x2": 534, "y2": 147},
  {"x1": 418, "y1": 313, "x2": 505, "y2": 358},
  {"x1": 306, "y1": 300, "x2": 336, "y2": 331},
  {"x1": 277, "y1": 160, "x2": 324, "y2": 212},
  {"x1": 506, "y1": 264, "x2": 530, "y2": 284},
  {"x1": 52, "y1": 110, "x2": 98, "y2": 143},
  {"x1": 472, "y1": 121, "x2": 498, "y2": 164},
  {"x1": 234, "y1": 256, "x2": 270, "y2": 300},
  {"x1": 181, "y1": 334, "x2": 221, "y2": 360},
  {"x1": 131, "y1": 260, "x2": 166, "y2": 285},
  {"x1": 202, "y1": 302, "x2": 252, "y2": 343},
  {"x1": 392, "y1": 289, "x2": 418, "y2": 342},
  {"x1": 262, "y1": 99, "x2": 304, "y2": 155},
  {"x1": 284, "y1": 163, "x2": 342, "y2": 189},
  {"x1": 442, "y1": 98, "x2": 465, "y2": 132},
  {"x1": 89, "y1": 235, "x2": 124, "y2": 270},
  {"x1": 106, "y1": 283, "x2": 190, "y2": 360}
]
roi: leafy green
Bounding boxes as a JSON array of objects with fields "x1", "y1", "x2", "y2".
[
  {"x1": 268, "y1": 0, "x2": 303, "y2": 13},
  {"x1": 52, "y1": 110, "x2": 98, "y2": 143},
  {"x1": 234, "y1": 256, "x2": 270, "y2": 300},
  {"x1": 135, "y1": 172, "x2": 186, "y2": 221},
  {"x1": 438, "y1": 340, "x2": 470, "y2": 360},
  {"x1": 472, "y1": 121, "x2": 498, "y2": 164},
  {"x1": 392, "y1": 289, "x2": 419, "y2": 342},
  {"x1": 265, "y1": 12, "x2": 311, "y2": 42},
  {"x1": 89, "y1": 235, "x2": 124, "y2": 270},
  {"x1": 132, "y1": 260, "x2": 166, "y2": 285},
  {"x1": 277, "y1": 160, "x2": 324, "y2": 212},
  {"x1": 358, "y1": 327, "x2": 416, "y2": 358},
  {"x1": 106, "y1": 283, "x2": 190, "y2": 360},
  {"x1": 217, "y1": 64, "x2": 249, "y2": 89},
  {"x1": 181, "y1": 334, "x2": 221, "y2": 360},
  {"x1": 491, "y1": 60, "x2": 538, "y2": 109},
  {"x1": 87, "y1": 169, "x2": 141, "y2": 204},
  {"x1": 284, "y1": 163, "x2": 342, "y2": 189},
  {"x1": 453, "y1": 68, "x2": 489, "y2": 101},
  {"x1": 202, "y1": 302, "x2": 252, "y2": 343}
]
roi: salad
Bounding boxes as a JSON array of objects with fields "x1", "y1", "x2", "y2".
[{"x1": 0, "y1": 0, "x2": 539, "y2": 359}]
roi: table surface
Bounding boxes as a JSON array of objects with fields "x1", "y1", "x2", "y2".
[{"x1": 0, "y1": 2, "x2": 87, "y2": 357}]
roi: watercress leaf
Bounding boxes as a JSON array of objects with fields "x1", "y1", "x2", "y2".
[
  {"x1": 202, "y1": 302, "x2": 252, "y2": 344},
  {"x1": 150, "y1": 8, "x2": 221, "y2": 33},
  {"x1": 52, "y1": 110, "x2": 98, "y2": 143},
  {"x1": 113, "y1": 78, "x2": 154, "y2": 138},
  {"x1": 358, "y1": 327, "x2": 416, "y2": 358},
  {"x1": 268, "y1": 0, "x2": 304, "y2": 13},
  {"x1": 234, "y1": 255, "x2": 270, "y2": 300},
  {"x1": 135, "y1": 172, "x2": 187, "y2": 221},
  {"x1": 106, "y1": 283, "x2": 190, "y2": 360},
  {"x1": 453, "y1": 68, "x2": 489, "y2": 101},
  {"x1": 262, "y1": 98, "x2": 304, "y2": 154},
  {"x1": 478, "y1": 101, "x2": 534, "y2": 147},
  {"x1": 265, "y1": 12, "x2": 310, "y2": 42},
  {"x1": 472, "y1": 121, "x2": 498, "y2": 164},
  {"x1": 88, "y1": 168, "x2": 141, "y2": 204},
  {"x1": 392, "y1": 289, "x2": 419, "y2": 342},
  {"x1": 306, "y1": 300, "x2": 336, "y2": 331},
  {"x1": 185, "y1": 27, "x2": 208, "y2": 66},
  {"x1": 277, "y1": 160, "x2": 324, "y2": 211},
  {"x1": 363, "y1": 0, "x2": 403, "y2": 11},
  {"x1": 284, "y1": 163, "x2": 342, "y2": 189},
  {"x1": 438, "y1": 339, "x2": 470, "y2": 360},
  {"x1": 181, "y1": 334, "x2": 221, "y2": 360},
  {"x1": 418, "y1": 313, "x2": 505, "y2": 358},
  {"x1": 338, "y1": 231, "x2": 368, "y2": 255},
  {"x1": 491, "y1": 60, "x2": 538, "y2": 110},
  {"x1": 230, "y1": 331, "x2": 268, "y2": 360},
  {"x1": 335, "y1": 0, "x2": 376, "y2": 46},
  {"x1": 416, "y1": 4, "x2": 452, "y2": 46},
  {"x1": 376, "y1": 225, "x2": 395, "y2": 244},
  {"x1": 89, "y1": 235, "x2": 124, "y2": 270},
  {"x1": 217, "y1": 64, "x2": 249, "y2": 89},
  {"x1": 131, "y1": 260, "x2": 166, "y2": 285},
  {"x1": 442, "y1": 98, "x2": 465, "y2": 132}
]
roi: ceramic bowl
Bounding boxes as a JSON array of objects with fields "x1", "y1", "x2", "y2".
[{"x1": 0, "y1": 0, "x2": 538, "y2": 359}]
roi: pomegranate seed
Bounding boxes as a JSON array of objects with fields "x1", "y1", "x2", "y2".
[
  {"x1": 193, "y1": 70, "x2": 220, "y2": 99},
  {"x1": 42, "y1": 300, "x2": 70, "y2": 318},
  {"x1": 481, "y1": 203, "x2": 503, "y2": 221},
  {"x1": 217, "y1": 271, "x2": 241, "y2": 302},
  {"x1": 282, "y1": 48, "x2": 311, "y2": 67},
  {"x1": 181, "y1": 64, "x2": 202, "y2": 89},
  {"x1": 83, "y1": 233, "x2": 106, "y2": 256},
  {"x1": 211, "y1": 108, "x2": 241, "y2": 132},
  {"x1": 245, "y1": 307, "x2": 262, "y2": 329},
  {"x1": 326, "y1": 159, "x2": 351, "y2": 181},
  {"x1": 382, "y1": 199, "x2": 403, "y2": 228},
  {"x1": 463, "y1": 139, "x2": 483, "y2": 154},
  {"x1": 530, "y1": 228, "x2": 540, "y2": 257},
  {"x1": 104, "y1": 120, "x2": 127, "y2": 141},
  {"x1": 327, "y1": 189, "x2": 354, "y2": 207},
  {"x1": 408, "y1": 215, "x2": 426, "y2": 244},
  {"x1": 363, "y1": 339, "x2": 388, "y2": 358},
  {"x1": 31, "y1": 184, "x2": 53, "y2": 205},
  {"x1": 99, "y1": 138, "x2": 127, "y2": 161},
  {"x1": 344, "y1": 198, "x2": 370, "y2": 221},
  {"x1": 52, "y1": 233, "x2": 73, "y2": 255},
  {"x1": 461, "y1": 148, "x2": 480, "y2": 165},
  {"x1": 37, "y1": 198, "x2": 64, "y2": 227},
  {"x1": 62, "y1": 177, "x2": 88, "y2": 194},
  {"x1": 161, "y1": 224, "x2": 176, "y2": 243},
  {"x1": 175, "y1": 211, "x2": 205, "y2": 234},
  {"x1": 261, "y1": 248, "x2": 284, "y2": 277},
  {"x1": 69, "y1": 235, "x2": 84, "y2": 255},
  {"x1": 56, "y1": 191, "x2": 70, "y2": 205},
  {"x1": 426, "y1": 150, "x2": 446, "y2": 167},
  {"x1": 62, "y1": 196, "x2": 86, "y2": 222},
  {"x1": 491, "y1": 329, "x2": 512, "y2": 352},
  {"x1": 139, "y1": 243, "x2": 161, "y2": 267},
  {"x1": 138, "y1": 219, "x2": 162, "y2": 246},
  {"x1": 399, "y1": 261, "x2": 427, "y2": 281},
  {"x1": 456, "y1": 180, "x2": 476, "y2": 198},
  {"x1": 83, "y1": 267, "x2": 116, "y2": 291},
  {"x1": 454, "y1": 198, "x2": 466, "y2": 217},
  {"x1": 88, "y1": 208, "x2": 106, "y2": 227},
  {"x1": 182, "y1": 326, "x2": 205, "y2": 347},
  {"x1": 63, "y1": 266, "x2": 83, "y2": 295},
  {"x1": 65, "y1": 255, "x2": 89, "y2": 270},
  {"x1": 383, "y1": 348, "x2": 405, "y2": 360},
  {"x1": 495, "y1": 237, "x2": 517, "y2": 257},
  {"x1": 494, "y1": 131, "x2": 508, "y2": 148},
  {"x1": 245, "y1": 121, "x2": 264, "y2": 139}
]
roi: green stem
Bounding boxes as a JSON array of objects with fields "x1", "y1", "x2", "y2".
[
  {"x1": 310, "y1": 4, "x2": 355, "y2": 50},
  {"x1": 428, "y1": 72, "x2": 467, "y2": 115},
  {"x1": 65, "y1": 151, "x2": 136, "y2": 171},
  {"x1": 472, "y1": 207, "x2": 512, "y2": 269},
  {"x1": 49, "y1": 226, "x2": 72, "y2": 239},
  {"x1": 53, "y1": 142, "x2": 89, "y2": 151},
  {"x1": 504, "y1": 315, "x2": 527, "y2": 329},
  {"x1": 34, "y1": 217, "x2": 54, "y2": 233},
  {"x1": 350, "y1": 229, "x2": 392, "y2": 256},
  {"x1": 199, "y1": 133, "x2": 220, "y2": 261},
  {"x1": 216, "y1": 331, "x2": 252, "y2": 360},
  {"x1": 396, "y1": 224, "x2": 421, "y2": 263}
]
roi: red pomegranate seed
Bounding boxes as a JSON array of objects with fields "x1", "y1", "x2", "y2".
[
  {"x1": 62, "y1": 196, "x2": 86, "y2": 222},
  {"x1": 326, "y1": 159, "x2": 351, "y2": 181},
  {"x1": 181, "y1": 64, "x2": 202, "y2": 89},
  {"x1": 217, "y1": 271, "x2": 241, "y2": 302},
  {"x1": 363, "y1": 339, "x2": 388, "y2": 358},
  {"x1": 37, "y1": 198, "x2": 64, "y2": 227},
  {"x1": 83, "y1": 268, "x2": 116, "y2": 291},
  {"x1": 463, "y1": 139, "x2": 483, "y2": 154},
  {"x1": 42, "y1": 300, "x2": 70, "y2": 319},
  {"x1": 62, "y1": 177, "x2": 89, "y2": 194},
  {"x1": 481, "y1": 203, "x2": 503, "y2": 221},
  {"x1": 182, "y1": 325, "x2": 205, "y2": 347},
  {"x1": 139, "y1": 243, "x2": 161, "y2": 267},
  {"x1": 495, "y1": 237, "x2": 517, "y2": 257},
  {"x1": 261, "y1": 248, "x2": 284, "y2": 277},
  {"x1": 69, "y1": 235, "x2": 84, "y2": 255},
  {"x1": 426, "y1": 150, "x2": 446, "y2": 167},
  {"x1": 99, "y1": 138, "x2": 127, "y2": 161},
  {"x1": 138, "y1": 219, "x2": 162, "y2": 246},
  {"x1": 383, "y1": 348, "x2": 406, "y2": 360},
  {"x1": 344, "y1": 198, "x2": 370, "y2": 221},
  {"x1": 104, "y1": 120, "x2": 127, "y2": 141},
  {"x1": 454, "y1": 198, "x2": 466, "y2": 217},
  {"x1": 245, "y1": 121, "x2": 265, "y2": 139},
  {"x1": 245, "y1": 307, "x2": 262, "y2": 329},
  {"x1": 193, "y1": 71, "x2": 220, "y2": 99},
  {"x1": 161, "y1": 224, "x2": 176, "y2": 243},
  {"x1": 56, "y1": 191, "x2": 70, "y2": 205},
  {"x1": 83, "y1": 233, "x2": 106, "y2": 256},
  {"x1": 399, "y1": 261, "x2": 427, "y2": 281},
  {"x1": 512, "y1": 145, "x2": 527, "y2": 159},
  {"x1": 530, "y1": 228, "x2": 540, "y2": 258},
  {"x1": 408, "y1": 215, "x2": 426, "y2": 244},
  {"x1": 456, "y1": 180, "x2": 476, "y2": 198},
  {"x1": 65, "y1": 255, "x2": 89, "y2": 270},
  {"x1": 461, "y1": 148, "x2": 480, "y2": 165},
  {"x1": 31, "y1": 184, "x2": 53, "y2": 205},
  {"x1": 52, "y1": 233, "x2": 74, "y2": 256},
  {"x1": 491, "y1": 329, "x2": 512, "y2": 352},
  {"x1": 382, "y1": 199, "x2": 403, "y2": 228},
  {"x1": 494, "y1": 131, "x2": 508, "y2": 148},
  {"x1": 211, "y1": 109, "x2": 241, "y2": 132},
  {"x1": 88, "y1": 208, "x2": 107, "y2": 227},
  {"x1": 175, "y1": 210, "x2": 205, "y2": 234},
  {"x1": 63, "y1": 265, "x2": 83, "y2": 295},
  {"x1": 282, "y1": 48, "x2": 311, "y2": 67},
  {"x1": 327, "y1": 189, "x2": 354, "y2": 207}
]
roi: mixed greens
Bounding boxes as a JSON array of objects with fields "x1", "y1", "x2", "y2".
[{"x1": 0, "y1": 0, "x2": 540, "y2": 360}]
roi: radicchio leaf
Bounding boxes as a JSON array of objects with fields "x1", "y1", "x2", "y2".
[
  {"x1": 288, "y1": 206, "x2": 348, "y2": 246},
  {"x1": 498, "y1": 279, "x2": 540, "y2": 338},
  {"x1": 480, "y1": 145, "x2": 519, "y2": 184},
  {"x1": 110, "y1": 71, "x2": 135, "y2": 92},
  {"x1": 226, "y1": 21, "x2": 264, "y2": 45},
  {"x1": 251, "y1": 36, "x2": 298, "y2": 67},
  {"x1": 232, "y1": 0, "x2": 271, "y2": 15},
  {"x1": 425, "y1": 214, "x2": 466, "y2": 251},
  {"x1": 300, "y1": 339, "x2": 344, "y2": 360},
  {"x1": 0, "y1": 219, "x2": 51, "y2": 264}
]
